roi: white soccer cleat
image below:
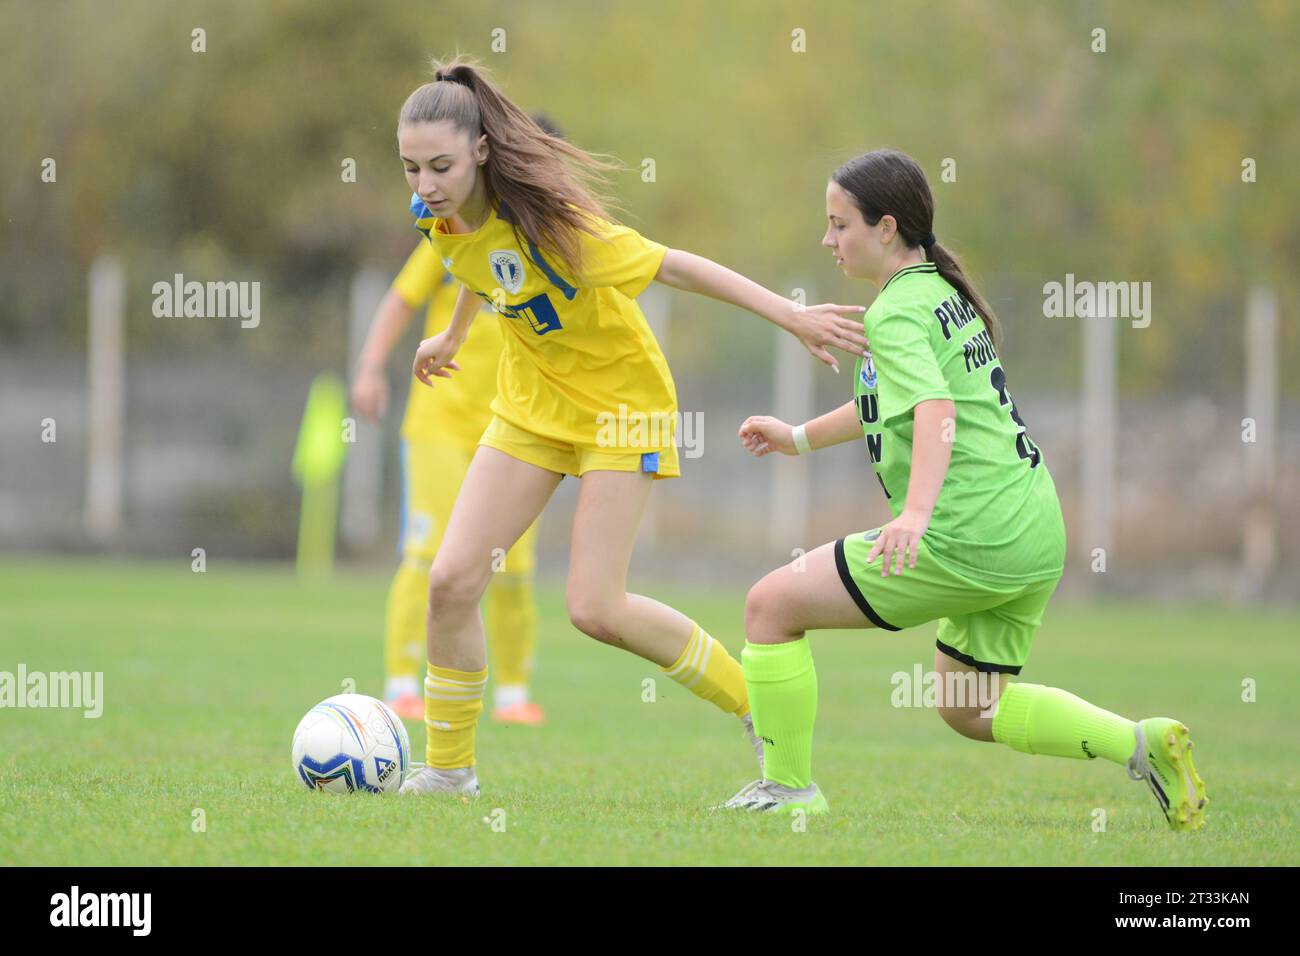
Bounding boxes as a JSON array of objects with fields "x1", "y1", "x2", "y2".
[
  {"x1": 399, "y1": 764, "x2": 481, "y2": 798},
  {"x1": 715, "y1": 778, "x2": 765, "y2": 810},
  {"x1": 741, "y1": 713, "x2": 765, "y2": 777},
  {"x1": 712, "y1": 778, "x2": 829, "y2": 815}
]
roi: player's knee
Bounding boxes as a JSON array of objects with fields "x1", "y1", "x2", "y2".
[
  {"x1": 427, "y1": 561, "x2": 486, "y2": 615},
  {"x1": 937, "y1": 705, "x2": 984, "y2": 741},
  {"x1": 565, "y1": 593, "x2": 621, "y2": 646},
  {"x1": 744, "y1": 575, "x2": 787, "y2": 635}
]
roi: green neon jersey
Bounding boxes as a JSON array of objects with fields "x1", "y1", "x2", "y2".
[{"x1": 853, "y1": 262, "x2": 1065, "y2": 584}]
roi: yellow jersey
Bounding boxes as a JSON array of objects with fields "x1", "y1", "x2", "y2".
[
  {"x1": 411, "y1": 194, "x2": 677, "y2": 452},
  {"x1": 391, "y1": 239, "x2": 501, "y2": 449}
]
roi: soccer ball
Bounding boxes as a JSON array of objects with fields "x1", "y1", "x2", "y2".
[{"x1": 291, "y1": 694, "x2": 410, "y2": 793}]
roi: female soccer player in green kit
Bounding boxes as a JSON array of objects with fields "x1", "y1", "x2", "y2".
[{"x1": 725, "y1": 149, "x2": 1207, "y2": 831}]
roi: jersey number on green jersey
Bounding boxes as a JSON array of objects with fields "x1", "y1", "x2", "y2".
[{"x1": 989, "y1": 365, "x2": 1041, "y2": 468}]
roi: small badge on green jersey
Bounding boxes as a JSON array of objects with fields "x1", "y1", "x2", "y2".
[{"x1": 860, "y1": 351, "x2": 877, "y2": 388}]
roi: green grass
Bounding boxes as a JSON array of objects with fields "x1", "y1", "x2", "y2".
[{"x1": 0, "y1": 556, "x2": 1296, "y2": 866}]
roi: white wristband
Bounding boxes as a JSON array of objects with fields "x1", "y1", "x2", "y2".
[{"x1": 791, "y1": 423, "x2": 812, "y2": 455}]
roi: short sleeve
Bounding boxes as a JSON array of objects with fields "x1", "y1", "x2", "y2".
[
  {"x1": 391, "y1": 239, "x2": 445, "y2": 308},
  {"x1": 572, "y1": 218, "x2": 668, "y2": 299},
  {"x1": 870, "y1": 310, "x2": 952, "y2": 426}
]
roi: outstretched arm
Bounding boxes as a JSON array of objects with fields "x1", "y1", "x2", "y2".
[
  {"x1": 655, "y1": 249, "x2": 869, "y2": 371},
  {"x1": 739, "y1": 400, "x2": 863, "y2": 457},
  {"x1": 867, "y1": 398, "x2": 956, "y2": 575},
  {"x1": 351, "y1": 289, "x2": 418, "y2": 421}
]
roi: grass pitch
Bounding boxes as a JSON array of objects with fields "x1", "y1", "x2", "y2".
[{"x1": 1, "y1": 557, "x2": 1295, "y2": 866}]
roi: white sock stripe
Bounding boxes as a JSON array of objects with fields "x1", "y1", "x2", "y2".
[
  {"x1": 423, "y1": 673, "x2": 488, "y2": 688},
  {"x1": 687, "y1": 627, "x2": 709, "y2": 675},
  {"x1": 424, "y1": 692, "x2": 485, "y2": 703},
  {"x1": 663, "y1": 626, "x2": 703, "y2": 679},
  {"x1": 693, "y1": 635, "x2": 714, "y2": 685},
  {"x1": 424, "y1": 677, "x2": 486, "y2": 688},
  {"x1": 424, "y1": 679, "x2": 487, "y2": 692},
  {"x1": 679, "y1": 631, "x2": 708, "y2": 688},
  {"x1": 666, "y1": 629, "x2": 714, "y2": 689},
  {"x1": 671, "y1": 627, "x2": 708, "y2": 682}
]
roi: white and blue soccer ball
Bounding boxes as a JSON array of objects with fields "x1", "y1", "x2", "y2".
[{"x1": 291, "y1": 694, "x2": 410, "y2": 794}]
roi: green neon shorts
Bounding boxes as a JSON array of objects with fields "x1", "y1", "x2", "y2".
[{"x1": 834, "y1": 528, "x2": 1062, "y2": 674}]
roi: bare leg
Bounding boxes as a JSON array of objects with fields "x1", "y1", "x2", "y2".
[
  {"x1": 933, "y1": 646, "x2": 1009, "y2": 742},
  {"x1": 426, "y1": 446, "x2": 563, "y2": 670},
  {"x1": 565, "y1": 469, "x2": 696, "y2": 666},
  {"x1": 744, "y1": 541, "x2": 878, "y2": 645}
]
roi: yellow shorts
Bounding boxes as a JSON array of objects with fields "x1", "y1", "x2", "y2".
[
  {"x1": 399, "y1": 437, "x2": 539, "y2": 574},
  {"x1": 479, "y1": 415, "x2": 680, "y2": 480}
]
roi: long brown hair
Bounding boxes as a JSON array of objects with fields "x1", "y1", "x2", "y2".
[
  {"x1": 833, "y1": 148, "x2": 1002, "y2": 347},
  {"x1": 398, "y1": 55, "x2": 623, "y2": 279}
]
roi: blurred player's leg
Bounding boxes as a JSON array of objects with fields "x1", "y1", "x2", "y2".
[
  {"x1": 486, "y1": 515, "x2": 545, "y2": 725},
  {"x1": 383, "y1": 559, "x2": 429, "y2": 720},
  {"x1": 384, "y1": 441, "x2": 471, "y2": 721}
]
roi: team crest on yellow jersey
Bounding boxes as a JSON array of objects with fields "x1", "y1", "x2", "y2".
[{"x1": 489, "y1": 250, "x2": 526, "y2": 294}]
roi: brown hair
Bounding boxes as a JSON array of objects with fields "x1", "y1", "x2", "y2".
[
  {"x1": 398, "y1": 56, "x2": 623, "y2": 279},
  {"x1": 832, "y1": 148, "x2": 1002, "y2": 347}
]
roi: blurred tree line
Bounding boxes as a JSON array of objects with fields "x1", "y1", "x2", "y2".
[{"x1": 1, "y1": 0, "x2": 1295, "y2": 396}]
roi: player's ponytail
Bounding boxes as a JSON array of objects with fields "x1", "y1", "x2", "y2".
[
  {"x1": 399, "y1": 55, "x2": 624, "y2": 279},
  {"x1": 832, "y1": 149, "x2": 1002, "y2": 348}
]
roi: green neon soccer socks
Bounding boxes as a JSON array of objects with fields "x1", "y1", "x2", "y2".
[
  {"x1": 992, "y1": 682, "x2": 1136, "y2": 764},
  {"x1": 741, "y1": 639, "x2": 817, "y2": 789}
]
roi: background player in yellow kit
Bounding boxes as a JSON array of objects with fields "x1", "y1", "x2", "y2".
[
  {"x1": 395, "y1": 57, "x2": 870, "y2": 797},
  {"x1": 350, "y1": 116, "x2": 567, "y2": 726}
]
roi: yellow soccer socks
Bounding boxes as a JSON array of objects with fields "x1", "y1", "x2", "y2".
[
  {"x1": 423, "y1": 662, "x2": 487, "y2": 769},
  {"x1": 383, "y1": 561, "x2": 429, "y2": 699},
  {"x1": 660, "y1": 622, "x2": 750, "y2": 717},
  {"x1": 484, "y1": 572, "x2": 538, "y2": 707},
  {"x1": 992, "y1": 682, "x2": 1137, "y2": 764}
]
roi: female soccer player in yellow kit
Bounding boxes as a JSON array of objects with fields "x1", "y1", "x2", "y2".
[
  {"x1": 352, "y1": 238, "x2": 537, "y2": 726},
  {"x1": 352, "y1": 114, "x2": 569, "y2": 727},
  {"x1": 396, "y1": 58, "x2": 870, "y2": 796}
]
